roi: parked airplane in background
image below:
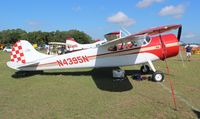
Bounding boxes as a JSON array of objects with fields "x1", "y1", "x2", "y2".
[
  {"x1": 66, "y1": 38, "x2": 107, "y2": 51},
  {"x1": 3, "y1": 46, "x2": 12, "y2": 52},
  {"x1": 65, "y1": 29, "x2": 131, "y2": 51},
  {"x1": 47, "y1": 38, "x2": 107, "y2": 55},
  {"x1": 7, "y1": 24, "x2": 182, "y2": 82}
]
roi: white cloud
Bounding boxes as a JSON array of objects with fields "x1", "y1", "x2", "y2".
[
  {"x1": 183, "y1": 33, "x2": 196, "y2": 39},
  {"x1": 136, "y1": 0, "x2": 164, "y2": 8},
  {"x1": 159, "y1": 4, "x2": 185, "y2": 19},
  {"x1": 182, "y1": 32, "x2": 200, "y2": 43},
  {"x1": 107, "y1": 11, "x2": 136, "y2": 27}
]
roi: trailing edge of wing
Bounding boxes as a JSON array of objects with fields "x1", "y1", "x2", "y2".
[{"x1": 134, "y1": 24, "x2": 182, "y2": 36}]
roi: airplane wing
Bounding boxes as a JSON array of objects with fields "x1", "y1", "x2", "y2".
[
  {"x1": 99, "y1": 34, "x2": 146, "y2": 48},
  {"x1": 7, "y1": 55, "x2": 53, "y2": 70},
  {"x1": 99, "y1": 24, "x2": 181, "y2": 49},
  {"x1": 133, "y1": 24, "x2": 182, "y2": 36}
]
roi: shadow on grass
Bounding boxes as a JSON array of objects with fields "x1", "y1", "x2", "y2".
[
  {"x1": 192, "y1": 109, "x2": 200, "y2": 119},
  {"x1": 12, "y1": 70, "x2": 44, "y2": 78},
  {"x1": 11, "y1": 67, "x2": 137, "y2": 92},
  {"x1": 91, "y1": 68, "x2": 133, "y2": 92}
]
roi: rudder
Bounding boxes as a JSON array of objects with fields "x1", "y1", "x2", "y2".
[{"x1": 10, "y1": 40, "x2": 48, "y2": 64}]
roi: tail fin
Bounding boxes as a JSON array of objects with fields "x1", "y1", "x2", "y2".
[
  {"x1": 10, "y1": 40, "x2": 48, "y2": 64},
  {"x1": 66, "y1": 38, "x2": 81, "y2": 50}
]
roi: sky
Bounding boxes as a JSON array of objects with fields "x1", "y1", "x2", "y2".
[{"x1": 0, "y1": 0, "x2": 200, "y2": 43}]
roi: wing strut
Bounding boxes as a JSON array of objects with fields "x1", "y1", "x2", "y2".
[{"x1": 158, "y1": 30, "x2": 178, "y2": 110}]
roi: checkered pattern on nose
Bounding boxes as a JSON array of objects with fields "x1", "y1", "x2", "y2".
[{"x1": 10, "y1": 41, "x2": 26, "y2": 63}]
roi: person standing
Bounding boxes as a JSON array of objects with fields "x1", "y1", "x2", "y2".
[{"x1": 185, "y1": 44, "x2": 192, "y2": 61}]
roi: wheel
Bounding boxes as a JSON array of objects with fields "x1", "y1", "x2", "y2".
[
  {"x1": 140, "y1": 65, "x2": 150, "y2": 74},
  {"x1": 152, "y1": 71, "x2": 164, "y2": 82}
]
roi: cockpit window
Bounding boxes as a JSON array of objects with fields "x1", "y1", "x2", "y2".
[
  {"x1": 108, "y1": 45, "x2": 117, "y2": 51},
  {"x1": 135, "y1": 36, "x2": 151, "y2": 46},
  {"x1": 145, "y1": 36, "x2": 151, "y2": 43},
  {"x1": 104, "y1": 32, "x2": 120, "y2": 41},
  {"x1": 131, "y1": 41, "x2": 138, "y2": 47},
  {"x1": 107, "y1": 36, "x2": 151, "y2": 51}
]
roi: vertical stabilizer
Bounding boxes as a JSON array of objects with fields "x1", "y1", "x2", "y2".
[
  {"x1": 10, "y1": 40, "x2": 49, "y2": 64},
  {"x1": 66, "y1": 38, "x2": 81, "y2": 51}
]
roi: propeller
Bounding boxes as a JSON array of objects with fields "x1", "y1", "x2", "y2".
[{"x1": 177, "y1": 26, "x2": 182, "y2": 41}]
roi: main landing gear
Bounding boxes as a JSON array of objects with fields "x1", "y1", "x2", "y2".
[
  {"x1": 140, "y1": 59, "x2": 164, "y2": 82},
  {"x1": 140, "y1": 65, "x2": 150, "y2": 74},
  {"x1": 152, "y1": 71, "x2": 164, "y2": 82}
]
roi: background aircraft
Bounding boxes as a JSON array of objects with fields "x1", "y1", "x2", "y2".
[{"x1": 65, "y1": 37, "x2": 107, "y2": 51}]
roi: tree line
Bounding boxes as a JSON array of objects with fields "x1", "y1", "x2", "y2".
[{"x1": 0, "y1": 29, "x2": 93, "y2": 45}]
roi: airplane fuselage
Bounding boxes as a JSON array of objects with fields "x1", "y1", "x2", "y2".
[{"x1": 18, "y1": 34, "x2": 179, "y2": 71}]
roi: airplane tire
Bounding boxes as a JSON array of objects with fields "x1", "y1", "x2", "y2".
[
  {"x1": 152, "y1": 71, "x2": 164, "y2": 82},
  {"x1": 140, "y1": 65, "x2": 150, "y2": 74}
]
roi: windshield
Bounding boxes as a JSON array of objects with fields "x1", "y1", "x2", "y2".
[{"x1": 131, "y1": 36, "x2": 151, "y2": 47}]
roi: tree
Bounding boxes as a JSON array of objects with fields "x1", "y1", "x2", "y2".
[
  {"x1": 0, "y1": 29, "x2": 93, "y2": 45},
  {"x1": 0, "y1": 29, "x2": 27, "y2": 44},
  {"x1": 67, "y1": 30, "x2": 92, "y2": 44}
]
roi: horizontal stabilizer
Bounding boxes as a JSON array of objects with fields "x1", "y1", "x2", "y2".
[{"x1": 7, "y1": 61, "x2": 39, "y2": 70}]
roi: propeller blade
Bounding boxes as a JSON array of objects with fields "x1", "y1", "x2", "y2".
[{"x1": 177, "y1": 26, "x2": 182, "y2": 41}]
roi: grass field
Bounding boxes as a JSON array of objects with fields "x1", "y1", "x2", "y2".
[{"x1": 0, "y1": 51, "x2": 200, "y2": 119}]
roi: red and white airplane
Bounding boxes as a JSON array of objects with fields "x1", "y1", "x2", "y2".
[{"x1": 7, "y1": 24, "x2": 182, "y2": 82}]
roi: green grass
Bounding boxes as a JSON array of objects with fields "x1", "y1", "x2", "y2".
[{"x1": 0, "y1": 51, "x2": 200, "y2": 119}]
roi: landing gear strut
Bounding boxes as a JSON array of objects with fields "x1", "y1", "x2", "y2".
[
  {"x1": 140, "y1": 65, "x2": 150, "y2": 74},
  {"x1": 141, "y1": 59, "x2": 165, "y2": 82}
]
